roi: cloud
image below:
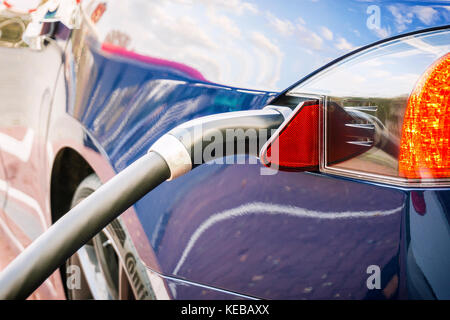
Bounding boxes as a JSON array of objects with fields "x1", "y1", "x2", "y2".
[
  {"x1": 388, "y1": 5, "x2": 414, "y2": 32},
  {"x1": 249, "y1": 31, "x2": 283, "y2": 89},
  {"x1": 372, "y1": 26, "x2": 391, "y2": 39},
  {"x1": 297, "y1": 24, "x2": 323, "y2": 50},
  {"x1": 335, "y1": 37, "x2": 355, "y2": 51},
  {"x1": 250, "y1": 31, "x2": 282, "y2": 58},
  {"x1": 181, "y1": 48, "x2": 223, "y2": 81},
  {"x1": 199, "y1": 0, "x2": 258, "y2": 15},
  {"x1": 206, "y1": 9, "x2": 242, "y2": 38},
  {"x1": 265, "y1": 12, "x2": 295, "y2": 37},
  {"x1": 388, "y1": 4, "x2": 439, "y2": 32},
  {"x1": 265, "y1": 13, "x2": 323, "y2": 51},
  {"x1": 412, "y1": 6, "x2": 438, "y2": 25},
  {"x1": 320, "y1": 26, "x2": 333, "y2": 41},
  {"x1": 160, "y1": 15, "x2": 217, "y2": 49},
  {"x1": 352, "y1": 29, "x2": 361, "y2": 37},
  {"x1": 297, "y1": 17, "x2": 306, "y2": 25}
]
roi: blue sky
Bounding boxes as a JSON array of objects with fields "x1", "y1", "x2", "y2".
[{"x1": 243, "y1": 0, "x2": 450, "y2": 89}]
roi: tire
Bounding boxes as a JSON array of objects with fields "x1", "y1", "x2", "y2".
[{"x1": 63, "y1": 174, "x2": 151, "y2": 300}]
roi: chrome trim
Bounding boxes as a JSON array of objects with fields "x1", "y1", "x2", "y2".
[
  {"x1": 170, "y1": 109, "x2": 281, "y2": 130},
  {"x1": 343, "y1": 106, "x2": 378, "y2": 112},
  {"x1": 345, "y1": 123, "x2": 375, "y2": 130},
  {"x1": 76, "y1": 242, "x2": 113, "y2": 300},
  {"x1": 149, "y1": 134, "x2": 192, "y2": 181},
  {"x1": 346, "y1": 140, "x2": 373, "y2": 147},
  {"x1": 146, "y1": 268, "x2": 259, "y2": 300},
  {"x1": 263, "y1": 105, "x2": 292, "y2": 121}
]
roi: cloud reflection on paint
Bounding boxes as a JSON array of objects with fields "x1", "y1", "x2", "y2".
[{"x1": 83, "y1": 0, "x2": 450, "y2": 91}]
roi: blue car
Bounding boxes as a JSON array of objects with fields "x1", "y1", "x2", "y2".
[{"x1": 0, "y1": 0, "x2": 449, "y2": 300}]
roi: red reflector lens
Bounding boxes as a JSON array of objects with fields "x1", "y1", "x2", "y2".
[
  {"x1": 399, "y1": 52, "x2": 450, "y2": 179},
  {"x1": 261, "y1": 100, "x2": 319, "y2": 170}
]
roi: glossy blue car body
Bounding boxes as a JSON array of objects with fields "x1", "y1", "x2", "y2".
[{"x1": 0, "y1": 0, "x2": 449, "y2": 299}]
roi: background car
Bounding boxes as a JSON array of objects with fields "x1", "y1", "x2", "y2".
[{"x1": 0, "y1": 0, "x2": 449, "y2": 300}]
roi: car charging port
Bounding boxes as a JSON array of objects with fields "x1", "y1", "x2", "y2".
[{"x1": 0, "y1": 108, "x2": 288, "y2": 300}]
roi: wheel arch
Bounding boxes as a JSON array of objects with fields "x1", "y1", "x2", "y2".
[
  {"x1": 49, "y1": 147, "x2": 94, "y2": 223},
  {"x1": 47, "y1": 119, "x2": 167, "y2": 296}
]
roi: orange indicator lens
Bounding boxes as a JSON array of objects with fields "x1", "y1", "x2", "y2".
[{"x1": 399, "y1": 52, "x2": 450, "y2": 179}]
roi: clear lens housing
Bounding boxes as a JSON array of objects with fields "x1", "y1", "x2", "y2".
[{"x1": 289, "y1": 28, "x2": 450, "y2": 187}]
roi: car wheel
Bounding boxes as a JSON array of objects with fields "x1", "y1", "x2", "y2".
[{"x1": 64, "y1": 174, "x2": 136, "y2": 300}]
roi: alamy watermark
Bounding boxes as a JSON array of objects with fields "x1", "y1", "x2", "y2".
[
  {"x1": 172, "y1": 125, "x2": 280, "y2": 176},
  {"x1": 366, "y1": 5, "x2": 381, "y2": 31},
  {"x1": 366, "y1": 265, "x2": 381, "y2": 290},
  {"x1": 66, "y1": 264, "x2": 81, "y2": 290}
]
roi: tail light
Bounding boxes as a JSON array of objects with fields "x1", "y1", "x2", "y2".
[
  {"x1": 260, "y1": 28, "x2": 450, "y2": 187},
  {"x1": 399, "y1": 52, "x2": 450, "y2": 180},
  {"x1": 260, "y1": 100, "x2": 320, "y2": 171}
]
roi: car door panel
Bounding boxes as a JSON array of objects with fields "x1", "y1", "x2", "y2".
[{"x1": 134, "y1": 159, "x2": 406, "y2": 299}]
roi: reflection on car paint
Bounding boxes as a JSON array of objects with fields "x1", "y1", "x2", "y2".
[{"x1": 0, "y1": 0, "x2": 448, "y2": 299}]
